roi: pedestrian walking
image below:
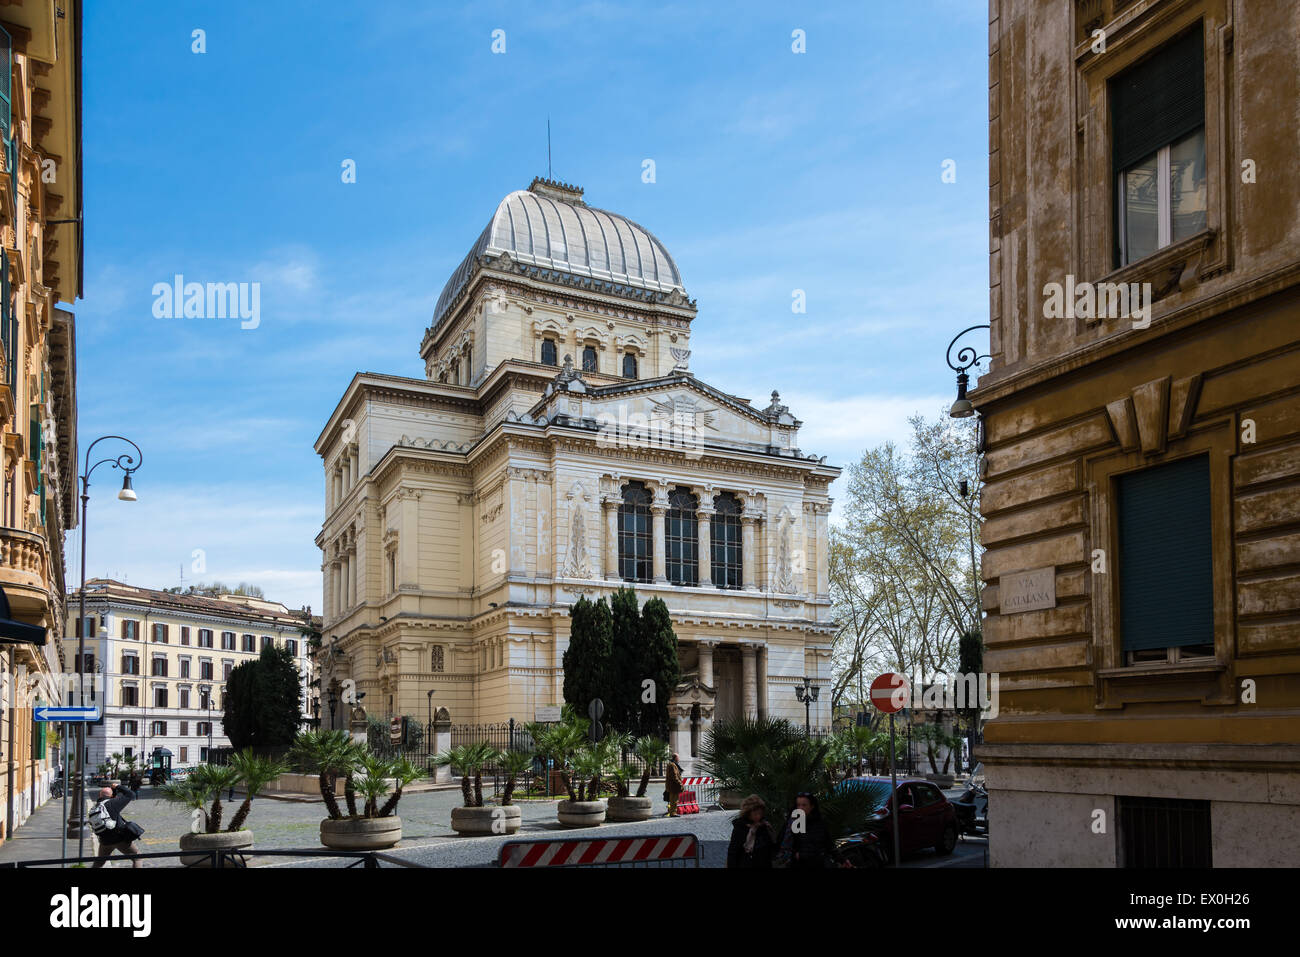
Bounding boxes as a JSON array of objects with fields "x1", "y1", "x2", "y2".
[
  {"x1": 87, "y1": 782, "x2": 145, "y2": 868},
  {"x1": 727, "y1": 794, "x2": 778, "y2": 868},
  {"x1": 663, "y1": 752, "x2": 684, "y2": 816},
  {"x1": 775, "y1": 791, "x2": 850, "y2": 868}
]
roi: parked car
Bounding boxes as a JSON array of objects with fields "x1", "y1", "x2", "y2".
[{"x1": 842, "y1": 777, "x2": 959, "y2": 862}]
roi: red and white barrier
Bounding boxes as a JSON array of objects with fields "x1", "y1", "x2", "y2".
[
  {"x1": 676, "y1": 776, "x2": 714, "y2": 814},
  {"x1": 499, "y1": 833, "x2": 699, "y2": 868}
]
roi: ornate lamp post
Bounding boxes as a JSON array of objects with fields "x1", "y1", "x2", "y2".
[
  {"x1": 68, "y1": 436, "x2": 141, "y2": 858},
  {"x1": 327, "y1": 684, "x2": 339, "y2": 730},
  {"x1": 794, "y1": 677, "x2": 820, "y2": 736},
  {"x1": 946, "y1": 325, "x2": 991, "y2": 419}
]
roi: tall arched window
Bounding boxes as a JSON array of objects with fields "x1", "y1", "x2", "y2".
[
  {"x1": 622, "y1": 353, "x2": 638, "y2": 379},
  {"x1": 711, "y1": 492, "x2": 743, "y2": 589},
  {"x1": 666, "y1": 487, "x2": 698, "y2": 586},
  {"x1": 582, "y1": 345, "x2": 598, "y2": 373},
  {"x1": 618, "y1": 481, "x2": 652, "y2": 583},
  {"x1": 541, "y1": 338, "x2": 558, "y2": 366}
]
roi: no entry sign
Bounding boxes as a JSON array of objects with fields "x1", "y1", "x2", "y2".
[{"x1": 870, "y1": 672, "x2": 910, "y2": 714}]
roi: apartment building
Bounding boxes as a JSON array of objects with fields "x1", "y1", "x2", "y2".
[
  {"x1": 64, "y1": 580, "x2": 317, "y2": 769},
  {"x1": 0, "y1": 0, "x2": 81, "y2": 845},
  {"x1": 975, "y1": 0, "x2": 1300, "y2": 866}
]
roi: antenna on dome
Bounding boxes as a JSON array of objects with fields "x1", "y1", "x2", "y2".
[{"x1": 547, "y1": 115, "x2": 552, "y2": 179}]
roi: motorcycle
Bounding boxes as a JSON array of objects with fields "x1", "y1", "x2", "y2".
[
  {"x1": 951, "y1": 780, "x2": 988, "y2": 837},
  {"x1": 835, "y1": 828, "x2": 888, "y2": 868}
]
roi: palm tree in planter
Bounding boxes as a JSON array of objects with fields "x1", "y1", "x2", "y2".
[
  {"x1": 608, "y1": 735, "x2": 662, "y2": 821},
  {"x1": 290, "y1": 729, "x2": 401, "y2": 850},
  {"x1": 558, "y1": 745, "x2": 610, "y2": 828},
  {"x1": 348, "y1": 753, "x2": 423, "y2": 846},
  {"x1": 632, "y1": 736, "x2": 670, "y2": 798},
  {"x1": 499, "y1": 749, "x2": 533, "y2": 808},
  {"x1": 439, "y1": 742, "x2": 521, "y2": 836},
  {"x1": 161, "y1": 762, "x2": 248, "y2": 867}
]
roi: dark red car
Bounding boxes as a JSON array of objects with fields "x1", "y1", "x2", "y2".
[{"x1": 841, "y1": 777, "x2": 959, "y2": 863}]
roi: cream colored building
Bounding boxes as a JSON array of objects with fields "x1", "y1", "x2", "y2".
[
  {"x1": 0, "y1": 2, "x2": 81, "y2": 845},
  {"x1": 62, "y1": 580, "x2": 317, "y2": 769},
  {"x1": 316, "y1": 178, "x2": 839, "y2": 762}
]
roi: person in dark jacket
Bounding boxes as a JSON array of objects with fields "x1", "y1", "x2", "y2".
[
  {"x1": 89, "y1": 782, "x2": 143, "y2": 868},
  {"x1": 777, "y1": 792, "x2": 850, "y2": 868},
  {"x1": 727, "y1": 794, "x2": 778, "y2": 868}
]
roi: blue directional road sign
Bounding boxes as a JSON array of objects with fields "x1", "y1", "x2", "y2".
[{"x1": 34, "y1": 705, "x2": 101, "y2": 722}]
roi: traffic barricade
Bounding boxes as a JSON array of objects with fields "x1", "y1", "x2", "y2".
[{"x1": 498, "y1": 833, "x2": 700, "y2": 868}]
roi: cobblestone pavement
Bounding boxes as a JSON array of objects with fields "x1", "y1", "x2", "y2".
[{"x1": 0, "y1": 784, "x2": 986, "y2": 868}]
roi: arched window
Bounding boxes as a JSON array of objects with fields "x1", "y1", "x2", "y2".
[
  {"x1": 622, "y1": 353, "x2": 638, "y2": 379},
  {"x1": 711, "y1": 492, "x2": 743, "y2": 589},
  {"x1": 618, "y1": 482, "x2": 653, "y2": 583},
  {"x1": 582, "y1": 345, "x2": 598, "y2": 373},
  {"x1": 541, "y1": 338, "x2": 558, "y2": 366},
  {"x1": 666, "y1": 487, "x2": 698, "y2": 586}
]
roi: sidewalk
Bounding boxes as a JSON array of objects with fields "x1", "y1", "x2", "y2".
[{"x1": 0, "y1": 793, "x2": 87, "y2": 865}]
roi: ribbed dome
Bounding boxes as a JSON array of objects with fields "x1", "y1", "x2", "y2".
[{"x1": 432, "y1": 179, "x2": 685, "y2": 329}]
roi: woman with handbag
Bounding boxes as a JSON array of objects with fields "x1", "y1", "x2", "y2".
[{"x1": 88, "y1": 782, "x2": 146, "y2": 868}]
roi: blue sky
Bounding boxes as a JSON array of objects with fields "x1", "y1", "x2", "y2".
[{"x1": 71, "y1": 1, "x2": 989, "y2": 612}]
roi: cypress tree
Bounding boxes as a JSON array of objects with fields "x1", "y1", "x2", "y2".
[
  {"x1": 609, "y1": 587, "x2": 643, "y2": 733},
  {"x1": 636, "y1": 597, "x2": 680, "y2": 738},
  {"x1": 563, "y1": 596, "x2": 614, "y2": 715}
]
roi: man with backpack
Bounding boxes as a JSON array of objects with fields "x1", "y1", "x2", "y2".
[{"x1": 88, "y1": 781, "x2": 145, "y2": 868}]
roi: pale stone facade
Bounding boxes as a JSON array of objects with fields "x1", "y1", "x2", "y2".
[
  {"x1": 61, "y1": 581, "x2": 318, "y2": 770},
  {"x1": 978, "y1": 0, "x2": 1300, "y2": 866},
  {"x1": 316, "y1": 178, "x2": 839, "y2": 762}
]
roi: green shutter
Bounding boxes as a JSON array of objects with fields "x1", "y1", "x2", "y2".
[
  {"x1": 1, "y1": 253, "x2": 10, "y2": 388},
  {"x1": 1111, "y1": 23, "x2": 1205, "y2": 173},
  {"x1": 0, "y1": 23, "x2": 11, "y2": 209},
  {"x1": 1117, "y1": 455, "x2": 1214, "y2": 651}
]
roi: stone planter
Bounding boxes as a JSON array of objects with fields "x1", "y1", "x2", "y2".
[
  {"x1": 607, "y1": 795, "x2": 653, "y2": 822},
  {"x1": 719, "y1": 790, "x2": 743, "y2": 810},
  {"x1": 179, "y1": 830, "x2": 254, "y2": 867},
  {"x1": 557, "y1": 799, "x2": 606, "y2": 828},
  {"x1": 451, "y1": 804, "x2": 521, "y2": 836},
  {"x1": 320, "y1": 816, "x2": 402, "y2": 850},
  {"x1": 925, "y1": 773, "x2": 955, "y2": 788}
]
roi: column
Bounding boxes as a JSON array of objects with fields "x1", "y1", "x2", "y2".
[
  {"x1": 671, "y1": 705, "x2": 692, "y2": 762},
  {"x1": 756, "y1": 645, "x2": 768, "y2": 718},
  {"x1": 696, "y1": 502, "x2": 713, "y2": 587},
  {"x1": 698, "y1": 640, "x2": 716, "y2": 688},
  {"x1": 651, "y1": 501, "x2": 668, "y2": 584},
  {"x1": 398, "y1": 489, "x2": 420, "y2": 586},
  {"x1": 740, "y1": 643, "x2": 757, "y2": 718},
  {"x1": 741, "y1": 515, "x2": 757, "y2": 591},
  {"x1": 603, "y1": 497, "x2": 619, "y2": 579}
]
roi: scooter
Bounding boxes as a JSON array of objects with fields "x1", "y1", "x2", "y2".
[
  {"x1": 835, "y1": 828, "x2": 889, "y2": 868},
  {"x1": 952, "y1": 780, "x2": 988, "y2": 837}
]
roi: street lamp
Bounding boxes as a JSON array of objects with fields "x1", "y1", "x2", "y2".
[
  {"x1": 68, "y1": 435, "x2": 142, "y2": 858},
  {"x1": 327, "y1": 684, "x2": 338, "y2": 730},
  {"x1": 794, "y1": 677, "x2": 820, "y2": 737},
  {"x1": 946, "y1": 325, "x2": 991, "y2": 419},
  {"x1": 426, "y1": 689, "x2": 435, "y2": 734}
]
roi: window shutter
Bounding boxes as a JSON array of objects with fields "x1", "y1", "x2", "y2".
[
  {"x1": 1111, "y1": 24, "x2": 1205, "y2": 172},
  {"x1": 1117, "y1": 455, "x2": 1214, "y2": 651}
]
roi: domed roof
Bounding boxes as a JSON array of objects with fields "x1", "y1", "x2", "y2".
[{"x1": 432, "y1": 178, "x2": 685, "y2": 329}]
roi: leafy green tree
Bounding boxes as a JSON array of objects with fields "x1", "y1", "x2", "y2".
[
  {"x1": 608, "y1": 587, "x2": 643, "y2": 733},
  {"x1": 636, "y1": 597, "x2": 680, "y2": 737},
  {"x1": 562, "y1": 596, "x2": 614, "y2": 718},
  {"x1": 223, "y1": 644, "x2": 303, "y2": 749}
]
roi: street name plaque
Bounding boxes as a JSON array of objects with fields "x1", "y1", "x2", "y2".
[{"x1": 1000, "y1": 566, "x2": 1056, "y2": 613}]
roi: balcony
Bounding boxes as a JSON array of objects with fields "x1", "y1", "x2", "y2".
[{"x1": 0, "y1": 526, "x2": 53, "y2": 615}]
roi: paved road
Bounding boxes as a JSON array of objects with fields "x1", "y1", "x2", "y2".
[{"x1": 0, "y1": 784, "x2": 986, "y2": 869}]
